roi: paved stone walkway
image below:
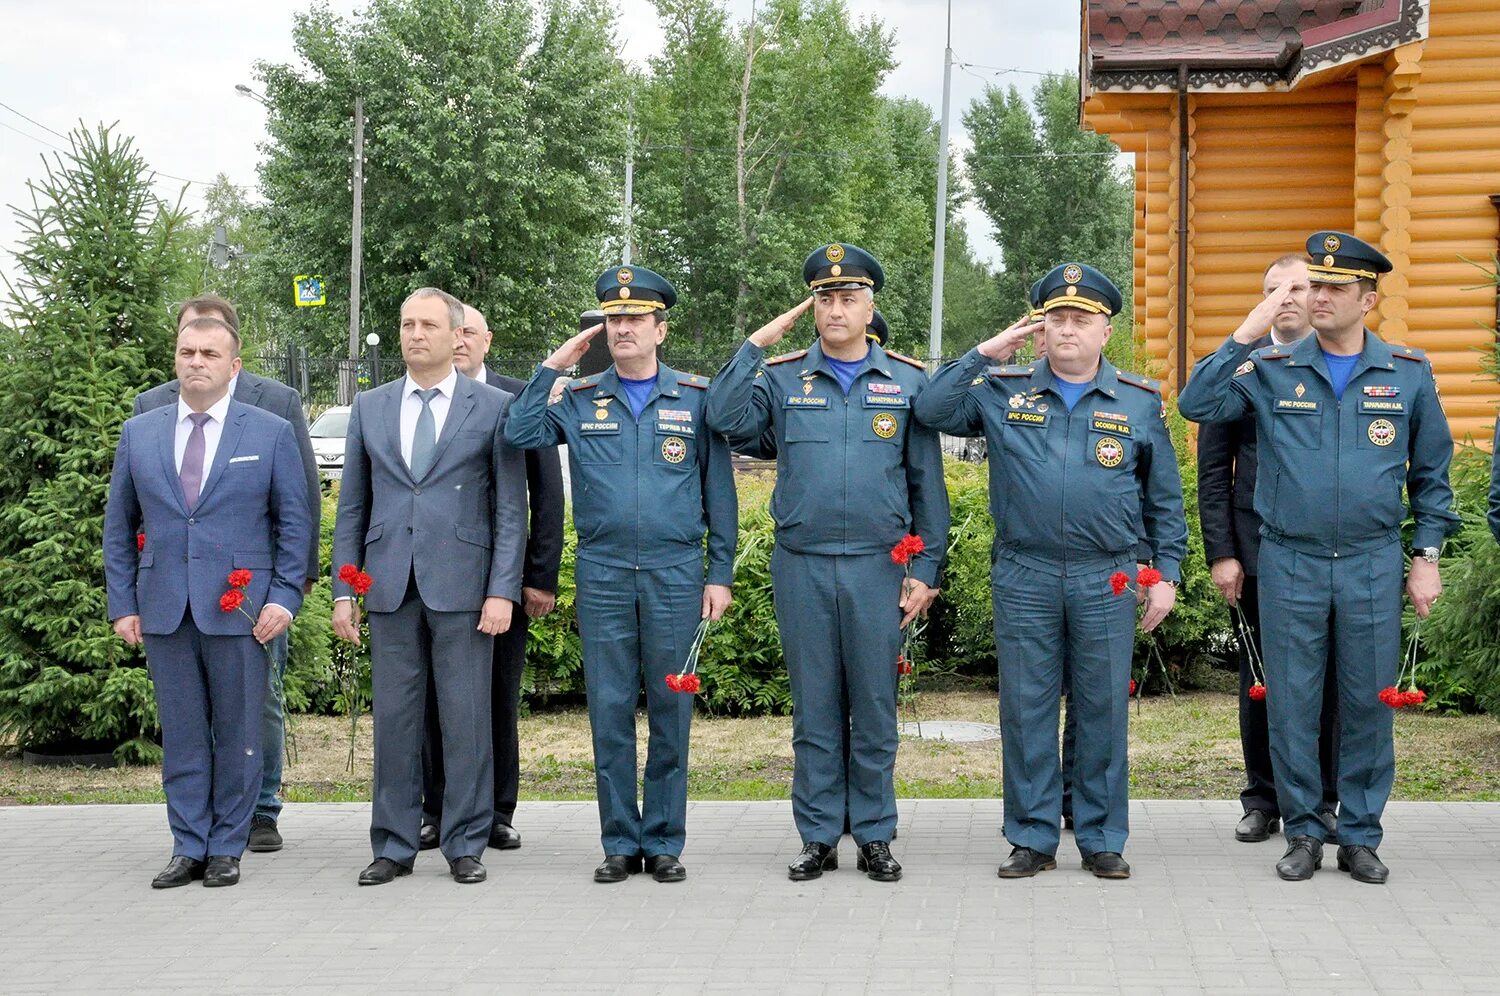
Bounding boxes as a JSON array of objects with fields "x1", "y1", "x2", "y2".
[{"x1": 3, "y1": 799, "x2": 1500, "y2": 993}]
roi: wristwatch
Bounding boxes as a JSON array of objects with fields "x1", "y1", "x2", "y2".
[{"x1": 1412, "y1": 547, "x2": 1441, "y2": 565}]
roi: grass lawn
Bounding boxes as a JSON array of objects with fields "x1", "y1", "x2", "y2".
[{"x1": 4, "y1": 690, "x2": 1499, "y2": 805}]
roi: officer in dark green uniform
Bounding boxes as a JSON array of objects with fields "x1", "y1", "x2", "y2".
[
  {"x1": 505, "y1": 265, "x2": 738, "y2": 885},
  {"x1": 915, "y1": 262, "x2": 1187, "y2": 881},
  {"x1": 1178, "y1": 232, "x2": 1457, "y2": 885},
  {"x1": 706, "y1": 244, "x2": 949, "y2": 883}
]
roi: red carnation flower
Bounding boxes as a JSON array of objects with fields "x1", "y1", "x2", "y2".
[
  {"x1": 136, "y1": 532, "x2": 146, "y2": 552},
  {"x1": 665, "y1": 673, "x2": 682, "y2": 692},
  {"x1": 890, "y1": 534, "x2": 925, "y2": 566},
  {"x1": 1129, "y1": 679, "x2": 1137, "y2": 696},
  {"x1": 1378, "y1": 686, "x2": 1403, "y2": 708},
  {"x1": 219, "y1": 589, "x2": 245, "y2": 613},
  {"x1": 1248, "y1": 682, "x2": 1266, "y2": 702},
  {"x1": 1136, "y1": 567, "x2": 1163, "y2": 588},
  {"x1": 897, "y1": 655, "x2": 913, "y2": 676},
  {"x1": 351, "y1": 571, "x2": 374, "y2": 596},
  {"x1": 1110, "y1": 571, "x2": 1130, "y2": 596},
  {"x1": 680, "y1": 674, "x2": 701, "y2": 693},
  {"x1": 1403, "y1": 688, "x2": 1426, "y2": 706},
  {"x1": 227, "y1": 568, "x2": 253, "y2": 589},
  {"x1": 339, "y1": 563, "x2": 361, "y2": 585}
]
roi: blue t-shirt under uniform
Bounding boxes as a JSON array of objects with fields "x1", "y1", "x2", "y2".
[
  {"x1": 1322, "y1": 350, "x2": 1360, "y2": 400},
  {"x1": 619, "y1": 374, "x2": 658, "y2": 419},
  {"x1": 1054, "y1": 375, "x2": 1092, "y2": 413},
  {"x1": 825, "y1": 355, "x2": 866, "y2": 396}
]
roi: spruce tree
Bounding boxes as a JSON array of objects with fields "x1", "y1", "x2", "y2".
[{"x1": 0, "y1": 124, "x2": 194, "y2": 762}]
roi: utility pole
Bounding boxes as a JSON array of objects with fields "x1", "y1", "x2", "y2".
[
  {"x1": 927, "y1": 0, "x2": 954, "y2": 365},
  {"x1": 343, "y1": 96, "x2": 365, "y2": 404},
  {"x1": 623, "y1": 98, "x2": 635, "y2": 265}
]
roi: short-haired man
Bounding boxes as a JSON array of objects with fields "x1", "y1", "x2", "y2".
[
  {"x1": 706, "y1": 244, "x2": 949, "y2": 883},
  {"x1": 1179, "y1": 232, "x2": 1459, "y2": 884},
  {"x1": 133, "y1": 294, "x2": 321, "y2": 854},
  {"x1": 417, "y1": 304, "x2": 566, "y2": 853},
  {"x1": 506, "y1": 265, "x2": 737, "y2": 884},
  {"x1": 1196, "y1": 255, "x2": 1339, "y2": 845},
  {"x1": 105, "y1": 316, "x2": 313, "y2": 887},
  {"x1": 914, "y1": 262, "x2": 1187, "y2": 881},
  {"x1": 333, "y1": 287, "x2": 529, "y2": 886}
]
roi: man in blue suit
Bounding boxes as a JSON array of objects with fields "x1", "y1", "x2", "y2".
[
  {"x1": 104, "y1": 316, "x2": 313, "y2": 888},
  {"x1": 332, "y1": 287, "x2": 528, "y2": 887}
]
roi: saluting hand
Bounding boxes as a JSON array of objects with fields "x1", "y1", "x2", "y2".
[
  {"x1": 1231, "y1": 279, "x2": 1298, "y2": 345},
  {"x1": 748, "y1": 297, "x2": 814, "y2": 350},
  {"x1": 977, "y1": 316, "x2": 1040, "y2": 363},
  {"x1": 542, "y1": 323, "x2": 604, "y2": 372}
]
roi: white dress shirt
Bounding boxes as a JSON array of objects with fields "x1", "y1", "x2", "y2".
[
  {"x1": 174, "y1": 391, "x2": 233, "y2": 478},
  {"x1": 400, "y1": 369, "x2": 459, "y2": 470}
]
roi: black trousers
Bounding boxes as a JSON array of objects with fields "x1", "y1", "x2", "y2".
[
  {"x1": 1238, "y1": 575, "x2": 1340, "y2": 816},
  {"x1": 422, "y1": 611, "x2": 529, "y2": 827}
]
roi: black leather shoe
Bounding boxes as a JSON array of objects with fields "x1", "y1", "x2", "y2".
[
  {"x1": 1275, "y1": 836, "x2": 1322, "y2": 881},
  {"x1": 1235, "y1": 810, "x2": 1281, "y2": 843},
  {"x1": 1319, "y1": 809, "x2": 1340, "y2": 845},
  {"x1": 647, "y1": 854, "x2": 687, "y2": 883},
  {"x1": 997, "y1": 846, "x2": 1057, "y2": 879},
  {"x1": 151, "y1": 856, "x2": 205, "y2": 889},
  {"x1": 358, "y1": 857, "x2": 413, "y2": 886},
  {"x1": 1336, "y1": 845, "x2": 1389, "y2": 884},
  {"x1": 787, "y1": 842, "x2": 838, "y2": 881},
  {"x1": 418, "y1": 823, "x2": 440, "y2": 851},
  {"x1": 1062, "y1": 814, "x2": 1074, "y2": 831},
  {"x1": 450, "y1": 855, "x2": 486, "y2": 884},
  {"x1": 248, "y1": 814, "x2": 283, "y2": 853},
  {"x1": 857, "y1": 841, "x2": 902, "y2": 882},
  {"x1": 488, "y1": 822, "x2": 522, "y2": 850},
  {"x1": 1082, "y1": 851, "x2": 1131, "y2": 879},
  {"x1": 593, "y1": 854, "x2": 643, "y2": 883},
  {"x1": 203, "y1": 856, "x2": 240, "y2": 888}
]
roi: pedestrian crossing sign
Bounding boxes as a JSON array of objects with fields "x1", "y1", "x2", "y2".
[{"x1": 293, "y1": 275, "x2": 326, "y2": 307}]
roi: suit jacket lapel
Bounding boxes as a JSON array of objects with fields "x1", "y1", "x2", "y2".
[
  {"x1": 194, "y1": 402, "x2": 248, "y2": 510},
  {"x1": 420, "y1": 377, "x2": 476, "y2": 480},
  {"x1": 154, "y1": 406, "x2": 190, "y2": 515},
  {"x1": 234, "y1": 371, "x2": 264, "y2": 408},
  {"x1": 383, "y1": 383, "x2": 415, "y2": 485}
]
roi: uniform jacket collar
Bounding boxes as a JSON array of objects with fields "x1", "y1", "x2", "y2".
[
  {"x1": 1029, "y1": 356, "x2": 1124, "y2": 404},
  {"x1": 592, "y1": 362, "x2": 682, "y2": 407},
  {"x1": 1284, "y1": 328, "x2": 1392, "y2": 385},
  {"x1": 802, "y1": 339, "x2": 894, "y2": 382}
]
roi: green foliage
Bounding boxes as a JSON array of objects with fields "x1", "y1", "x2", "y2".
[
  {"x1": 254, "y1": 0, "x2": 627, "y2": 358},
  {"x1": 963, "y1": 73, "x2": 1133, "y2": 320},
  {"x1": 0, "y1": 124, "x2": 195, "y2": 760}
]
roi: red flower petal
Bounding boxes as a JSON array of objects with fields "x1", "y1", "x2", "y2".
[
  {"x1": 1109, "y1": 571, "x2": 1130, "y2": 596},
  {"x1": 351, "y1": 572, "x2": 373, "y2": 596},
  {"x1": 227, "y1": 568, "x2": 253, "y2": 589},
  {"x1": 219, "y1": 589, "x2": 245, "y2": 613},
  {"x1": 338, "y1": 563, "x2": 360, "y2": 585},
  {"x1": 1248, "y1": 682, "x2": 1266, "y2": 702},
  {"x1": 136, "y1": 532, "x2": 146, "y2": 552},
  {"x1": 1378, "y1": 686, "x2": 1403, "y2": 708},
  {"x1": 665, "y1": 674, "x2": 681, "y2": 691},
  {"x1": 1129, "y1": 679, "x2": 1137, "y2": 696},
  {"x1": 1136, "y1": 567, "x2": 1162, "y2": 588},
  {"x1": 681, "y1": 674, "x2": 701, "y2": 693}
]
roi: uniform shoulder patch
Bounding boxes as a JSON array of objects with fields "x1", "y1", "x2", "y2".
[
  {"x1": 884, "y1": 349, "x2": 926, "y2": 370},
  {"x1": 1234, "y1": 360, "x2": 1255, "y2": 377},
  {"x1": 569, "y1": 373, "x2": 603, "y2": 392},
  {"x1": 1392, "y1": 346, "x2": 1429, "y2": 363},
  {"x1": 1117, "y1": 371, "x2": 1162, "y2": 395},
  {"x1": 1258, "y1": 346, "x2": 1292, "y2": 361},
  {"x1": 678, "y1": 373, "x2": 709, "y2": 389},
  {"x1": 766, "y1": 349, "x2": 808, "y2": 366},
  {"x1": 986, "y1": 365, "x2": 1033, "y2": 378}
]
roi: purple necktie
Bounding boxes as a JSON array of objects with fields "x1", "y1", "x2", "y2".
[{"x1": 181, "y1": 412, "x2": 211, "y2": 510}]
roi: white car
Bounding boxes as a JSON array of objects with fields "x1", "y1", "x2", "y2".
[{"x1": 309, "y1": 405, "x2": 350, "y2": 481}]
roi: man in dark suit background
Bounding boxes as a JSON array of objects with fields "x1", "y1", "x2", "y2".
[
  {"x1": 133, "y1": 295, "x2": 321, "y2": 855},
  {"x1": 1196, "y1": 253, "x2": 1339, "y2": 844},
  {"x1": 418, "y1": 303, "x2": 565, "y2": 852},
  {"x1": 332, "y1": 287, "x2": 528, "y2": 886},
  {"x1": 105, "y1": 316, "x2": 313, "y2": 887}
]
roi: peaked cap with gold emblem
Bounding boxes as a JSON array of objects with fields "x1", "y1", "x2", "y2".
[
  {"x1": 1037, "y1": 262, "x2": 1123, "y2": 317},
  {"x1": 803, "y1": 243, "x2": 884, "y2": 293},
  {"x1": 1305, "y1": 231, "x2": 1392, "y2": 286},
  {"x1": 596, "y1": 264, "x2": 678, "y2": 315}
]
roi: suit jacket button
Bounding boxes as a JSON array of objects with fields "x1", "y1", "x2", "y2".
[
  {"x1": 413, "y1": 488, "x2": 422, "y2": 496},
  {"x1": 187, "y1": 518, "x2": 196, "y2": 524}
]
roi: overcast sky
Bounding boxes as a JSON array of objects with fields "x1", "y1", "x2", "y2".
[{"x1": 0, "y1": 0, "x2": 1084, "y2": 287}]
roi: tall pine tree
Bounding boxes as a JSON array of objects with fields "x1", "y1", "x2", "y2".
[{"x1": 0, "y1": 124, "x2": 195, "y2": 762}]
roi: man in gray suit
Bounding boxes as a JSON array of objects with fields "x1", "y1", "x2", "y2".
[
  {"x1": 332, "y1": 287, "x2": 528, "y2": 886},
  {"x1": 105, "y1": 316, "x2": 313, "y2": 888},
  {"x1": 133, "y1": 295, "x2": 321, "y2": 855}
]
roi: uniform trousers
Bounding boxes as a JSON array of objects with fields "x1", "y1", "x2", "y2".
[
  {"x1": 771, "y1": 546, "x2": 902, "y2": 848},
  {"x1": 1259, "y1": 538, "x2": 1400, "y2": 847},
  {"x1": 575, "y1": 556, "x2": 701, "y2": 858}
]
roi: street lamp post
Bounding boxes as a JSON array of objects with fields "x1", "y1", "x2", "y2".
[{"x1": 928, "y1": 0, "x2": 954, "y2": 366}]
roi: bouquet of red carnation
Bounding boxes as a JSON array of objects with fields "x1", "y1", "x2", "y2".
[
  {"x1": 666, "y1": 618, "x2": 712, "y2": 694},
  {"x1": 335, "y1": 563, "x2": 376, "y2": 769},
  {"x1": 891, "y1": 534, "x2": 929, "y2": 733},
  {"x1": 217, "y1": 569, "x2": 298, "y2": 763},
  {"x1": 1109, "y1": 567, "x2": 1162, "y2": 597},
  {"x1": 1229, "y1": 604, "x2": 1269, "y2": 704},
  {"x1": 1380, "y1": 624, "x2": 1427, "y2": 709}
]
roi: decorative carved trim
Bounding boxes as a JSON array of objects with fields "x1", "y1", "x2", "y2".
[{"x1": 1302, "y1": 0, "x2": 1426, "y2": 73}]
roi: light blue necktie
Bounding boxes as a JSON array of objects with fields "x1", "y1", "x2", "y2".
[{"x1": 410, "y1": 387, "x2": 440, "y2": 478}]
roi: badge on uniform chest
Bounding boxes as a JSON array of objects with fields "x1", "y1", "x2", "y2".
[
  {"x1": 661, "y1": 436, "x2": 689, "y2": 463},
  {"x1": 1094, "y1": 436, "x2": 1124, "y2": 467},
  {"x1": 785, "y1": 395, "x2": 829, "y2": 408},
  {"x1": 1274, "y1": 398, "x2": 1320, "y2": 414},
  {"x1": 1005, "y1": 410, "x2": 1047, "y2": 427},
  {"x1": 871, "y1": 412, "x2": 899, "y2": 438}
]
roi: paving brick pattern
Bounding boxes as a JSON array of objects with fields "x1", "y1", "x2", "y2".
[{"x1": 3, "y1": 799, "x2": 1499, "y2": 993}]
